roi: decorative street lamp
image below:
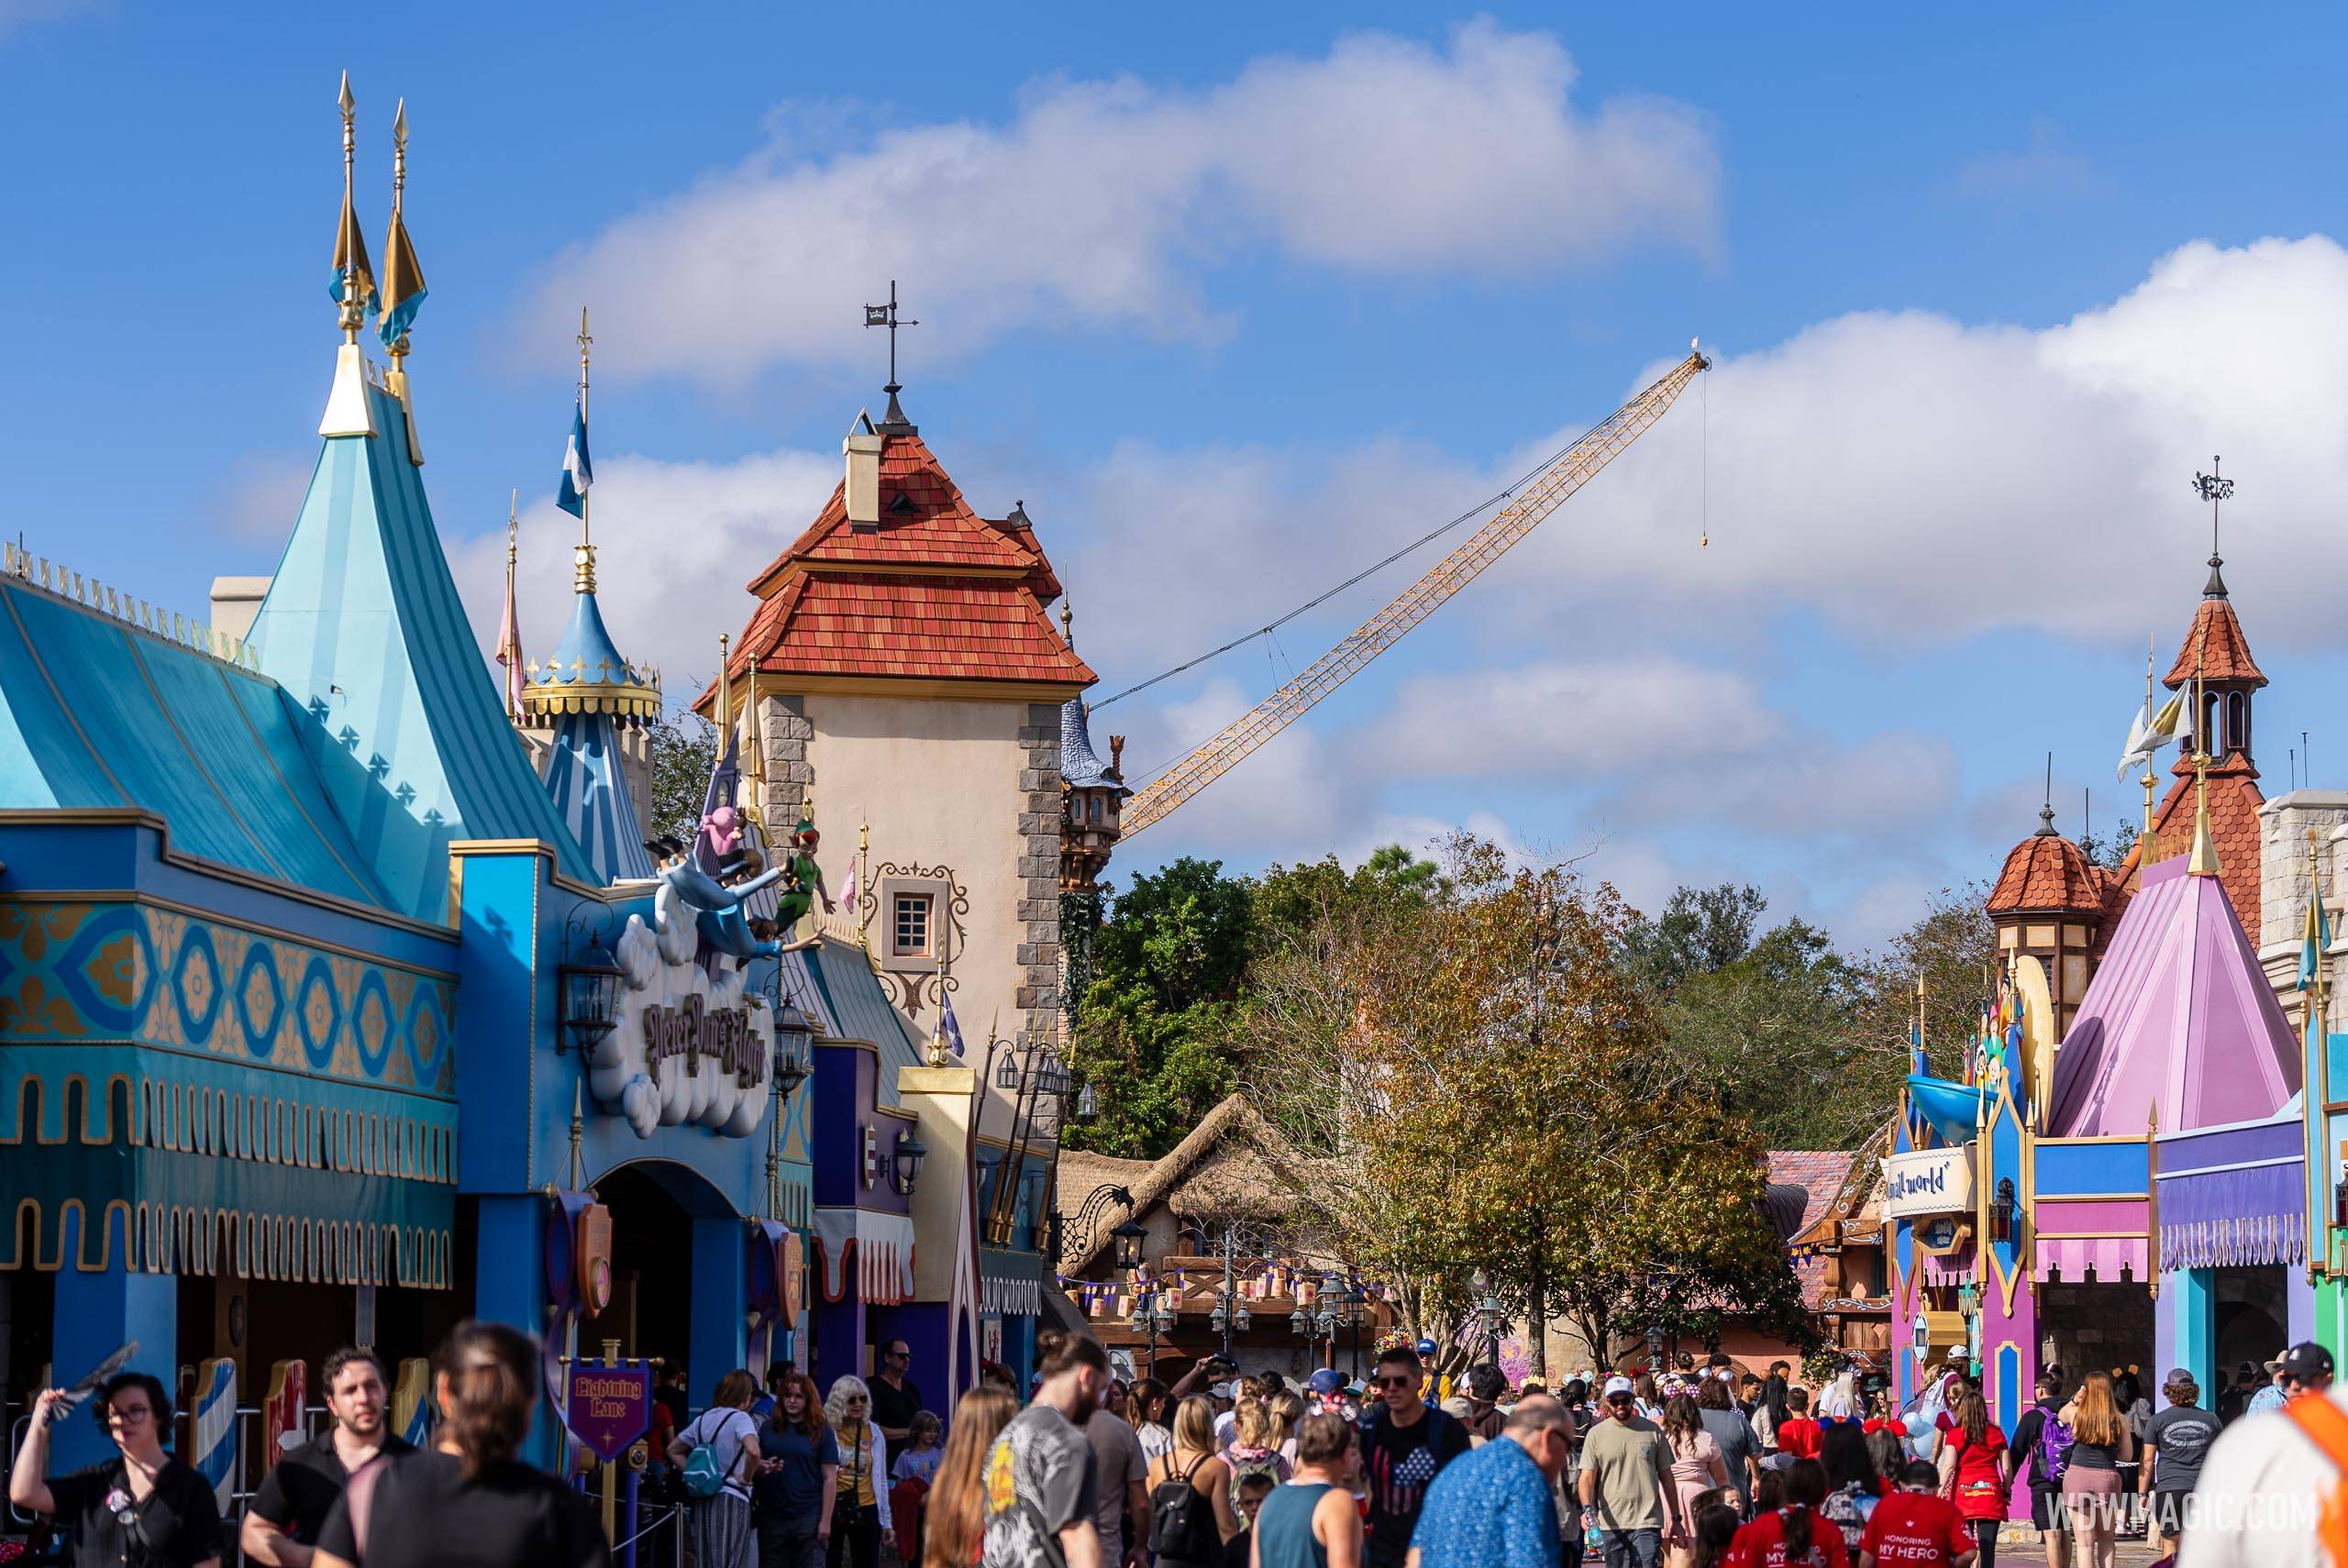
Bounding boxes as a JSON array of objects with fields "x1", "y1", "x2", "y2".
[
  {"x1": 558, "y1": 935, "x2": 623, "y2": 1059},
  {"x1": 1076, "y1": 1082, "x2": 1099, "y2": 1121},
  {"x1": 892, "y1": 1131, "x2": 928, "y2": 1197},
  {"x1": 1112, "y1": 1219, "x2": 1147, "y2": 1272},
  {"x1": 770, "y1": 988, "x2": 814, "y2": 1099}
]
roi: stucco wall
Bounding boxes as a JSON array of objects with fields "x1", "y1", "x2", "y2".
[{"x1": 753, "y1": 692, "x2": 1061, "y2": 1132}]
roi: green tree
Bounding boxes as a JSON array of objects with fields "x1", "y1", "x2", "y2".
[
  {"x1": 1657, "y1": 914, "x2": 1867, "y2": 1148},
  {"x1": 1621, "y1": 882, "x2": 1768, "y2": 994},
  {"x1": 643, "y1": 704, "x2": 718, "y2": 848}
]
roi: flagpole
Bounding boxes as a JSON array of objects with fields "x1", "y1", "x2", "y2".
[
  {"x1": 577, "y1": 306, "x2": 593, "y2": 559},
  {"x1": 2142, "y1": 637, "x2": 2157, "y2": 836},
  {"x1": 2309, "y1": 827, "x2": 2329, "y2": 1281}
]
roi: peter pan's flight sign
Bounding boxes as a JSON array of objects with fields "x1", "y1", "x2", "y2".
[{"x1": 642, "y1": 994, "x2": 766, "y2": 1089}]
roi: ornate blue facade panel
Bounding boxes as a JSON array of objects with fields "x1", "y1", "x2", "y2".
[{"x1": 0, "y1": 900, "x2": 454, "y2": 1093}]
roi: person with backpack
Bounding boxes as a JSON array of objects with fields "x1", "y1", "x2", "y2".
[
  {"x1": 1146, "y1": 1395, "x2": 1240, "y2": 1568},
  {"x1": 669, "y1": 1371, "x2": 765, "y2": 1568},
  {"x1": 2010, "y1": 1372, "x2": 2072, "y2": 1568}
]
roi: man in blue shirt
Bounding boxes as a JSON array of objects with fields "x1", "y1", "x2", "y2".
[{"x1": 1406, "y1": 1394, "x2": 1575, "y2": 1568}]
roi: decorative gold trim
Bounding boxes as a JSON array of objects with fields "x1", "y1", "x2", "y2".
[
  {"x1": 0, "y1": 809, "x2": 459, "y2": 941},
  {"x1": 712, "y1": 674, "x2": 1087, "y2": 708}
]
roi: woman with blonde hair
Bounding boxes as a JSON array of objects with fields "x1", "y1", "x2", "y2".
[
  {"x1": 1145, "y1": 1394, "x2": 1240, "y2": 1568},
  {"x1": 1268, "y1": 1388, "x2": 1306, "y2": 1465},
  {"x1": 919, "y1": 1386, "x2": 1016, "y2": 1568},
  {"x1": 1225, "y1": 1395, "x2": 1291, "y2": 1485},
  {"x1": 823, "y1": 1376, "x2": 892, "y2": 1568},
  {"x1": 2059, "y1": 1371, "x2": 2133, "y2": 1568}
]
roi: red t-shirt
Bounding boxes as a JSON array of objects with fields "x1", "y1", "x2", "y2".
[
  {"x1": 1859, "y1": 1493, "x2": 1975, "y2": 1568},
  {"x1": 1777, "y1": 1417, "x2": 1825, "y2": 1459},
  {"x1": 1727, "y1": 1507, "x2": 1854, "y2": 1568},
  {"x1": 1942, "y1": 1425, "x2": 2008, "y2": 1521}
]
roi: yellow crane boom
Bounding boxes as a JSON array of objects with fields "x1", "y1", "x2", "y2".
[{"x1": 1121, "y1": 346, "x2": 1710, "y2": 838}]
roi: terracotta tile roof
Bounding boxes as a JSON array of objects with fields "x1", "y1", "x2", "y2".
[
  {"x1": 726, "y1": 572, "x2": 1095, "y2": 687},
  {"x1": 1988, "y1": 828, "x2": 2104, "y2": 913},
  {"x1": 1766, "y1": 1151, "x2": 1855, "y2": 1239},
  {"x1": 2165, "y1": 597, "x2": 2265, "y2": 688},
  {"x1": 712, "y1": 428, "x2": 1093, "y2": 701},
  {"x1": 2115, "y1": 767, "x2": 2265, "y2": 933},
  {"x1": 747, "y1": 434, "x2": 1044, "y2": 595}
]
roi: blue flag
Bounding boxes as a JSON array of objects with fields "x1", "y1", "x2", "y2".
[
  {"x1": 558, "y1": 399, "x2": 593, "y2": 517},
  {"x1": 2300, "y1": 879, "x2": 2331, "y2": 990},
  {"x1": 938, "y1": 990, "x2": 967, "y2": 1060}
]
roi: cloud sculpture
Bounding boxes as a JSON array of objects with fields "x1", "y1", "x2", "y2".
[{"x1": 590, "y1": 880, "x2": 774, "y2": 1139}]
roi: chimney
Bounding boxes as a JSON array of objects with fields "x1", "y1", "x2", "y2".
[{"x1": 845, "y1": 430, "x2": 883, "y2": 530}]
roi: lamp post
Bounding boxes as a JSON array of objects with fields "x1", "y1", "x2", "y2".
[{"x1": 1473, "y1": 1270, "x2": 1505, "y2": 1364}]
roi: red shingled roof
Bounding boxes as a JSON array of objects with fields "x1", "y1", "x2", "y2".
[
  {"x1": 714, "y1": 428, "x2": 1092, "y2": 698},
  {"x1": 2165, "y1": 597, "x2": 2265, "y2": 688},
  {"x1": 2116, "y1": 766, "x2": 2265, "y2": 933},
  {"x1": 1988, "y1": 830, "x2": 2103, "y2": 914}
]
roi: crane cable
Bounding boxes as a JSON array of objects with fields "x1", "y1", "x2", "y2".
[{"x1": 1087, "y1": 433, "x2": 1591, "y2": 714}]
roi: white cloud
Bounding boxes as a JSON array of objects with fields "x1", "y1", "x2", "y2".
[
  {"x1": 1564, "y1": 236, "x2": 2348, "y2": 651},
  {"x1": 0, "y1": 0, "x2": 97, "y2": 46},
  {"x1": 512, "y1": 19, "x2": 1717, "y2": 382},
  {"x1": 1372, "y1": 658, "x2": 1774, "y2": 780},
  {"x1": 449, "y1": 447, "x2": 838, "y2": 693}
]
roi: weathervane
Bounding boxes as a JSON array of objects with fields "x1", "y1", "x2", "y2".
[
  {"x1": 864, "y1": 282, "x2": 920, "y2": 432},
  {"x1": 2192, "y1": 456, "x2": 2233, "y2": 574}
]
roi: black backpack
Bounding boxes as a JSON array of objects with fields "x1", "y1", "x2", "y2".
[{"x1": 1147, "y1": 1452, "x2": 1223, "y2": 1561}]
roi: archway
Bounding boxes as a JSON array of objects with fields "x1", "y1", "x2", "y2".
[{"x1": 595, "y1": 1160, "x2": 737, "y2": 1371}]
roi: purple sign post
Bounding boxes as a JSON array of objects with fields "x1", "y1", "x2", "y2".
[
  {"x1": 568, "y1": 1362, "x2": 653, "y2": 1462},
  {"x1": 570, "y1": 1356, "x2": 653, "y2": 1562}
]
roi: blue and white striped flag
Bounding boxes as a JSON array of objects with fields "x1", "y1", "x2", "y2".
[
  {"x1": 937, "y1": 989, "x2": 967, "y2": 1060},
  {"x1": 557, "y1": 397, "x2": 593, "y2": 517}
]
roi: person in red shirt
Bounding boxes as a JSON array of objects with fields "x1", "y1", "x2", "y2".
[
  {"x1": 1776, "y1": 1389, "x2": 1825, "y2": 1462},
  {"x1": 1933, "y1": 1387, "x2": 2010, "y2": 1568},
  {"x1": 1727, "y1": 1459, "x2": 1851, "y2": 1568},
  {"x1": 1859, "y1": 1461, "x2": 1979, "y2": 1568}
]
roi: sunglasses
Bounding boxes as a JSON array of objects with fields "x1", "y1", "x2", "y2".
[
  {"x1": 1373, "y1": 1375, "x2": 1416, "y2": 1390},
  {"x1": 846, "y1": 1396, "x2": 869, "y2": 1406}
]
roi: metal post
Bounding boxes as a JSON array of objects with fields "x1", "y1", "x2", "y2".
[
  {"x1": 598, "y1": 1340, "x2": 621, "y2": 1547},
  {"x1": 1221, "y1": 1227, "x2": 1235, "y2": 1358}
]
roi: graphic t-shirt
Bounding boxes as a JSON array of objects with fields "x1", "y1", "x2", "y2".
[
  {"x1": 1359, "y1": 1405, "x2": 1471, "y2": 1568},
  {"x1": 980, "y1": 1405, "x2": 1099, "y2": 1568},
  {"x1": 2145, "y1": 1403, "x2": 2220, "y2": 1492},
  {"x1": 1858, "y1": 1493, "x2": 1974, "y2": 1568},
  {"x1": 1725, "y1": 1507, "x2": 1853, "y2": 1568}
]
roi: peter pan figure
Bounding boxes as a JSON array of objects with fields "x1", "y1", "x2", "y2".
[{"x1": 772, "y1": 816, "x2": 836, "y2": 931}]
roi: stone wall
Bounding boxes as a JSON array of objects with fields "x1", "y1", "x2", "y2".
[
  {"x1": 1016, "y1": 701, "x2": 1064, "y2": 1021},
  {"x1": 754, "y1": 692, "x2": 811, "y2": 836}
]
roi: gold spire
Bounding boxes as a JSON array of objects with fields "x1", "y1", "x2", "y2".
[
  {"x1": 2187, "y1": 650, "x2": 2220, "y2": 877},
  {"x1": 715, "y1": 632, "x2": 732, "y2": 748},
  {"x1": 320, "y1": 72, "x2": 377, "y2": 439},
  {"x1": 381, "y1": 95, "x2": 427, "y2": 465},
  {"x1": 1060, "y1": 595, "x2": 1074, "y2": 649}
]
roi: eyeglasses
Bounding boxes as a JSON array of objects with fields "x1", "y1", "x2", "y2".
[{"x1": 109, "y1": 1407, "x2": 153, "y2": 1423}]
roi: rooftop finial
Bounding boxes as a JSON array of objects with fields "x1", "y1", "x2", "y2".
[
  {"x1": 2194, "y1": 457, "x2": 2233, "y2": 599},
  {"x1": 1060, "y1": 592, "x2": 1074, "y2": 650},
  {"x1": 865, "y1": 281, "x2": 920, "y2": 435},
  {"x1": 567, "y1": 307, "x2": 596, "y2": 588},
  {"x1": 380, "y1": 96, "x2": 429, "y2": 463},
  {"x1": 320, "y1": 72, "x2": 379, "y2": 438},
  {"x1": 2036, "y1": 751, "x2": 2057, "y2": 836},
  {"x1": 494, "y1": 490, "x2": 526, "y2": 721}
]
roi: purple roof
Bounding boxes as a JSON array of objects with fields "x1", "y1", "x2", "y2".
[{"x1": 2044, "y1": 856, "x2": 2300, "y2": 1136}]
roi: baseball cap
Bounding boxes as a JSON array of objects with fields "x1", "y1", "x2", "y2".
[
  {"x1": 1211, "y1": 1382, "x2": 1234, "y2": 1399},
  {"x1": 1603, "y1": 1375, "x2": 1634, "y2": 1398},
  {"x1": 2283, "y1": 1342, "x2": 2335, "y2": 1382},
  {"x1": 1307, "y1": 1368, "x2": 1346, "y2": 1395},
  {"x1": 1415, "y1": 1338, "x2": 1438, "y2": 1358}
]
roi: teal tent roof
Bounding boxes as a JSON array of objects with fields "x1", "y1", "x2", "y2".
[
  {"x1": 793, "y1": 941, "x2": 927, "y2": 1106},
  {"x1": 247, "y1": 374, "x2": 597, "y2": 915},
  {"x1": 0, "y1": 569, "x2": 394, "y2": 911}
]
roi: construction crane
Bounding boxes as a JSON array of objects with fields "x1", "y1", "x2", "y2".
[{"x1": 1120, "y1": 345, "x2": 1711, "y2": 838}]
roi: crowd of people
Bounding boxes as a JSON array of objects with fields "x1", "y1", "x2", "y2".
[{"x1": 9, "y1": 1328, "x2": 2348, "y2": 1568}]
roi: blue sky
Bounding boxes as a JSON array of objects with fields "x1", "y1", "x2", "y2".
[{"x1": 7, "y1": 2, "x2": 2348, "y2": 946}]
